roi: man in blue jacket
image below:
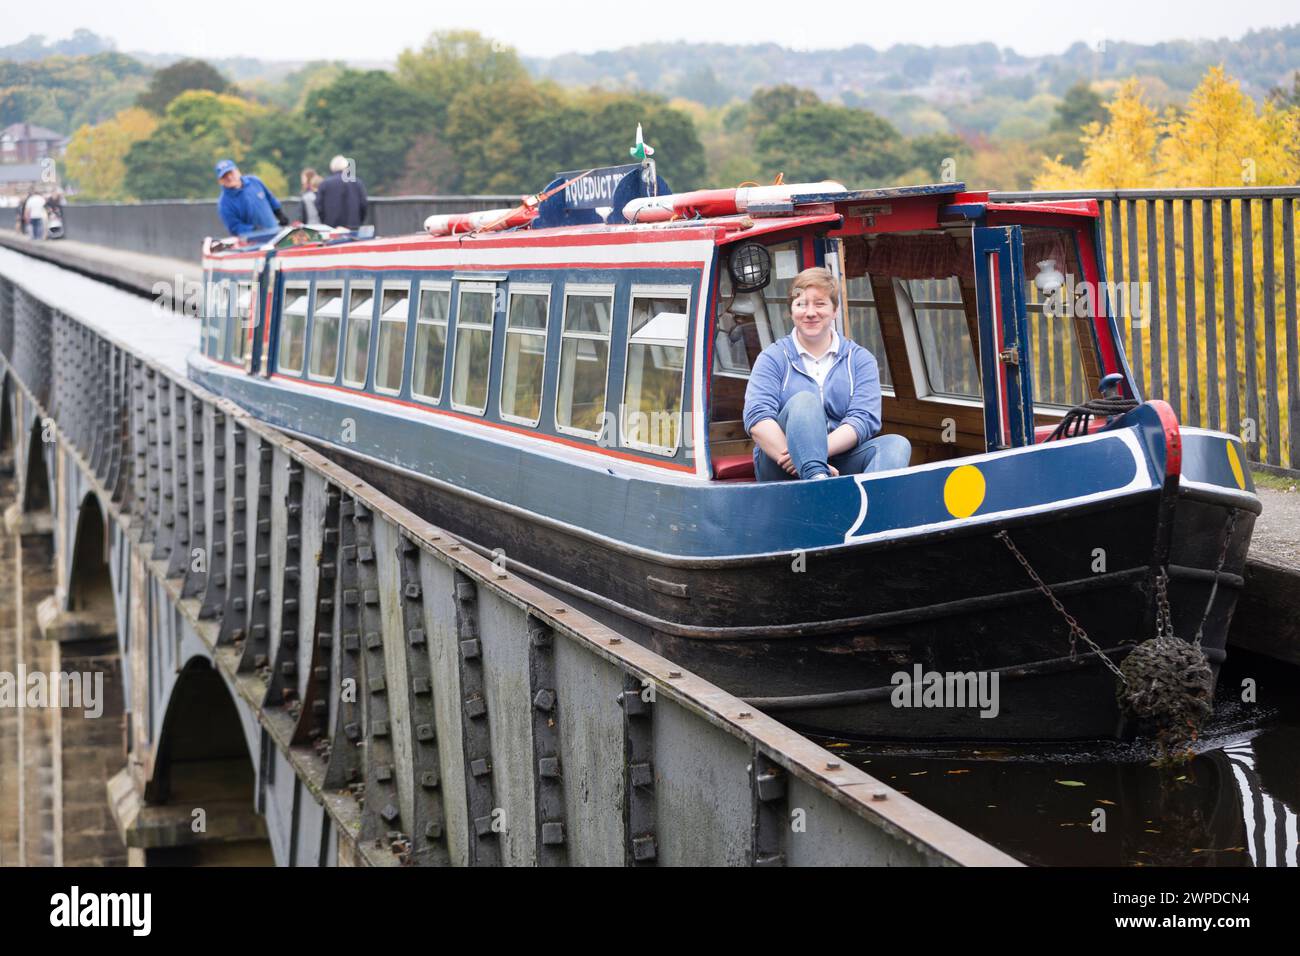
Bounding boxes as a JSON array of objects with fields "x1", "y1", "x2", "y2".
[
  {"x1": 215, "y1": 159, "x2": 289, "y2": 237},
  {"x1": 743, "y1": 267, "x2": 912, "y2": 481}
]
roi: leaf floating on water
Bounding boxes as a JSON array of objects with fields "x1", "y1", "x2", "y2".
[
  {"x1": 909, "y1": 771, "x2": 928, "y2": 776},
  {"x1": 1055, "y1": 780, "x2": 1087, "y2": 787},
  {"x1": 826, "y1": 742, "x2": 850, "y2": 749},
  {"x1": 946, "y1": 769, "x2": 971, "y2": 775},
  {"x1": 986, "y1": 804, "x2": 998, "y2": 808},
  {"x1": 1175, "y1": 775, "x2": 1187, "y2": 781},
  {"x1": 1097, "y1": 799, "x2": 1117, "y2": 806},
  {"x1": 1144, "y1": 829, "x2": 1161, "y2": 834}
]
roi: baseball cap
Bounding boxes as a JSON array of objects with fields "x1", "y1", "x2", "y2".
[{"x1": 214, "y1": 159, "x2": 237, "y2": 180}]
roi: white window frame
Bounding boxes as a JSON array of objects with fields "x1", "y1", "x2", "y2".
[
  {"x1": 307, "y1": 281, "x2": 345, "y2": 383},
  {"x1": 232, "y1": 280, "x2": 253, "y2": 364},
  {"x1": 278, "y1": 280, "x2": 311, "y2": 375},
  {"x1": 342, "y1": 279, "x2": 376, "y2": 389},
  {"x1": 449, "y1": 281, "x2": 497, "y2": 416},
  {"x1": 498, "y1": 283, "x2": 551, "y2": 427},
  {"x1": 554, "y1": 284, "x2": 615, "y2": 440},
  {"x1": 410, "y1": 280, "x2": 452, "y2": 405},
  {"x1": 373, "y1": 280, "x2": 411, "y2": 396},
  {"x1": 620, "y1": 284, "x2": 691, "y2": 457}
]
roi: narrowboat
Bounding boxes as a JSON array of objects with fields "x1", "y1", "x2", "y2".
[{"x1": 189, "y1": 158, "x2": 1259, "y2": 741}]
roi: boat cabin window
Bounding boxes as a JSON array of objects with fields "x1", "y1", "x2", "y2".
[
  {"x1": 343, "y1": 283, "x2": 375, "y2": 388},
  {"x1": 205, "y1": 278, "x2": 230, "y2": 359},
  {"x1": 843, "y1": 276, "x2": 892, "y2": 388},
  {"x1": 231, "y1": 281, "x2": 253, "y2": 364},
  {"x1": 411, "y1": 282, "x2": 450, "y2": 403},
  {"x1": 1022, "y1": 226, "x2": 1093, "y2": 410},
  {"x1": 279, "y1": 283, "x2": 310, "y2": 375},
  {"x1": 904, "y1": 278, "x2": 980, "y2": 399},
  {"x1": 556, "y1": 286, "x2": 614, "y2": 438},
  {"x1": 450, "y1": 282, "x2": 496, "y2": 415},
  {"x1": 622, "y1": 289, "x2": 689, "y2": 455},
  {"x1": 309, "y1": 284, "x2": 343, "y2": 381},
  {"x1": 375, "y1": 283, "x2": 409, "y2": 394},
  {"x1": 500, "y1": 285, "x2": 550, "y2": 426}
]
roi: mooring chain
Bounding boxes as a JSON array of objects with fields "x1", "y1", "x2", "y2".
[
  {"x1": 1192, "y1": 507, "x2": 1239, "y2": 648},
  {"x1": 994, "y1": 530, "x2": 1128, "y2": 683},
  {"x1": 1154, "y1": 566, "x2": 1175, "y2": 640}
]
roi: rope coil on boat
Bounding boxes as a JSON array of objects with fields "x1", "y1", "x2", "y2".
[{"x1": 1046, "y1": 395, "x2": 1139, "y2": 441}]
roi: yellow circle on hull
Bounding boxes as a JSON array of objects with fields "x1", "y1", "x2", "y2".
[
  {"x1": 1226, "y1": 440, "x2": 1245, "y2": 490},
  {"x1": 944, "y1": 464, "x2": 987, "y2": 518}
]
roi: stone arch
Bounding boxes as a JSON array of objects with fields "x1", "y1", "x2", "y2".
[
  {"x1": 21, "y1": 416, "x2": 49, "y2": 514},
  {"x1": 68, "y1": 492, "x2": 113, "y2": 617},
  {"x1": 143, "y1": 657, "x2": 272, "y2": 865}
]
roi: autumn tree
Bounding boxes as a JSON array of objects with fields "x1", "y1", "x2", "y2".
[
  {"x1": 124, "y1": 90, "x2": 269, "y2": 199},
  {"x1": 63, "y1": 106, "x2": 157, "y2": 199}
]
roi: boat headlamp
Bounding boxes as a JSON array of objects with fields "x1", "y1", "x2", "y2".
[{"x1": 729, "y1": 242, "x2": 771, "y2": 292}]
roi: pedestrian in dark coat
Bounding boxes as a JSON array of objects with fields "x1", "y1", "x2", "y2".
[{"x1": 316, "y1": 154, "x2": 369, "y2": 230}]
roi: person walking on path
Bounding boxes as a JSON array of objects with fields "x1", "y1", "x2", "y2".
[{"x1": 23, "y1": 191, "x2": 47, "y2": 240}]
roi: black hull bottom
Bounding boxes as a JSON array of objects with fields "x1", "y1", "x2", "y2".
[{"x1": 307, "y1": 440, "x2": 1255, "y2": 742}]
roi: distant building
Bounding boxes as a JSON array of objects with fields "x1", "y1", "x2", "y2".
[
  {"x1": 0, "y1": 122, "x2": 69, "y2": 165},
  {"x1": 0, "y1": 163, "x2": 48, "y2": 201}
]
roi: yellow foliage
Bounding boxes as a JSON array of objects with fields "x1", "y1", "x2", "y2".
[
  {"x1": 249, "y1": 161, "x2": 289, "y2": 198},
  {"x1": 1033, "y1": 65, "x2": 1300, "y2": 463},
  {"x1": 1159, "y1": 66, "x2": 1300, "y2": 187},
  {"x1": 64, "y1": 107, "x2": 158, "y2": 200}
]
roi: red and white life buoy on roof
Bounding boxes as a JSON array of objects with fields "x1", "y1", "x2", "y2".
[{"x1": 622, "y1": 181, "x2": 846, "y2": 223}]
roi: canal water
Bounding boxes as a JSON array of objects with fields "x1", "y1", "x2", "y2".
[{"x1": 821, "y1": 650, "x2": 1299, "y2": 867}]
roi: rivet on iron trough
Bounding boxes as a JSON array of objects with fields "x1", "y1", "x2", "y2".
[
  {"x1": 871, "y1": 790, "x2": 888, "y2": 801},
  {"x1": 553, "y1": 607, "x2": 565, "y2": 614},
  {"x1": 737, "y1": 711, "x2": 752, "y2": 719},
  {"x1": 668, "y1": 670, "x2": 682, "y2": 678},
  {"x1": 825, "y1": 761, "x2": 840, "y2": 771},
  {"x1": 608, "y1": 637, "x2": 621, "y2": 645}
]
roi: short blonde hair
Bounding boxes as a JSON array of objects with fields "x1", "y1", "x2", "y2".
[{"x1": 790, "y1": 266, "x2": 839, "y2": 308}]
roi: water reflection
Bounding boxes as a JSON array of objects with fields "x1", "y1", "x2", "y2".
[{"x1": 825, "y1": 652, "x2": 1299, "y2": 867}]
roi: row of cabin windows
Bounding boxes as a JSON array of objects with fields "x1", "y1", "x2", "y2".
[{"x1": 204, "y1": 276, "x2": 690, "y2": 457}]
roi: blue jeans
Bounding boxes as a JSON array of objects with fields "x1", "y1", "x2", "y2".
[{"x1": 755, "y1": 391, "x2": 912, "y2": 481}]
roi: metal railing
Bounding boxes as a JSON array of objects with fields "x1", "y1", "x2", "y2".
[{"x1": 992, "y1": 188, "x2": 1300, "y2": 474}]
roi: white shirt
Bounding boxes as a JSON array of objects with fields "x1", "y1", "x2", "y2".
[
  {"x1": 25, "y1": 194, "x2": 46, "y2": 218},
  {"x1": 795, "y1": 328, "x2": 841, "y2": 394}
]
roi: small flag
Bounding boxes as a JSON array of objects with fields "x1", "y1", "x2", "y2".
[{"x1": 629, "y1": 123, "x2": 655, "y2": 160}]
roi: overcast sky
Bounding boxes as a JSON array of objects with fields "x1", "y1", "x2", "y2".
[{"x1": 5, "y1": 0, "x2": 1298, "y2": 60}]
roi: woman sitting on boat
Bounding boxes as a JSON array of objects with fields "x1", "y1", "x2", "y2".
[{"x1": 743, "y1": 267, "x2": 912, "y2": 480}]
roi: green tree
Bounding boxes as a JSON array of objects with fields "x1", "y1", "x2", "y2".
[
  {"x1": 396, "y1": 30, "x2": 528, "y2": 129},
  {"x1": 1051, "y1": 81, "x2": 1107, "y2": 132},
  {"x1": 303, "y1": 70, "x2": 433, "y2": 193},
  {"x1": 250, "y1": 110, "x2": 319, "y2": 189},
  {"x1": 745, "y1": 85, "x2": 820, "y2": 135},
  {"x1": 124, "y1": 90, "x2": 268, "y2": 199},
  {"x1": 137, "y1": 58, "x2": 229, "y2": 114},
  {"x1": 754, "y1": 103, "x2": 909, "y2": 186}
]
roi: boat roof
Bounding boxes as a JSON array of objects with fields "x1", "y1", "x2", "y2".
[{"x1": 202, "y1": 183, "x2": 1100, "y2": 266}]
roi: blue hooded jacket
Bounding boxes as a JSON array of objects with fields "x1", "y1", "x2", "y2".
[
  {"x1": 217, "y1": 174, "x2": 282, "y2": 237},
  {"x1": 742, "y1": 332, "x2": 883, "y2": 447}
]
